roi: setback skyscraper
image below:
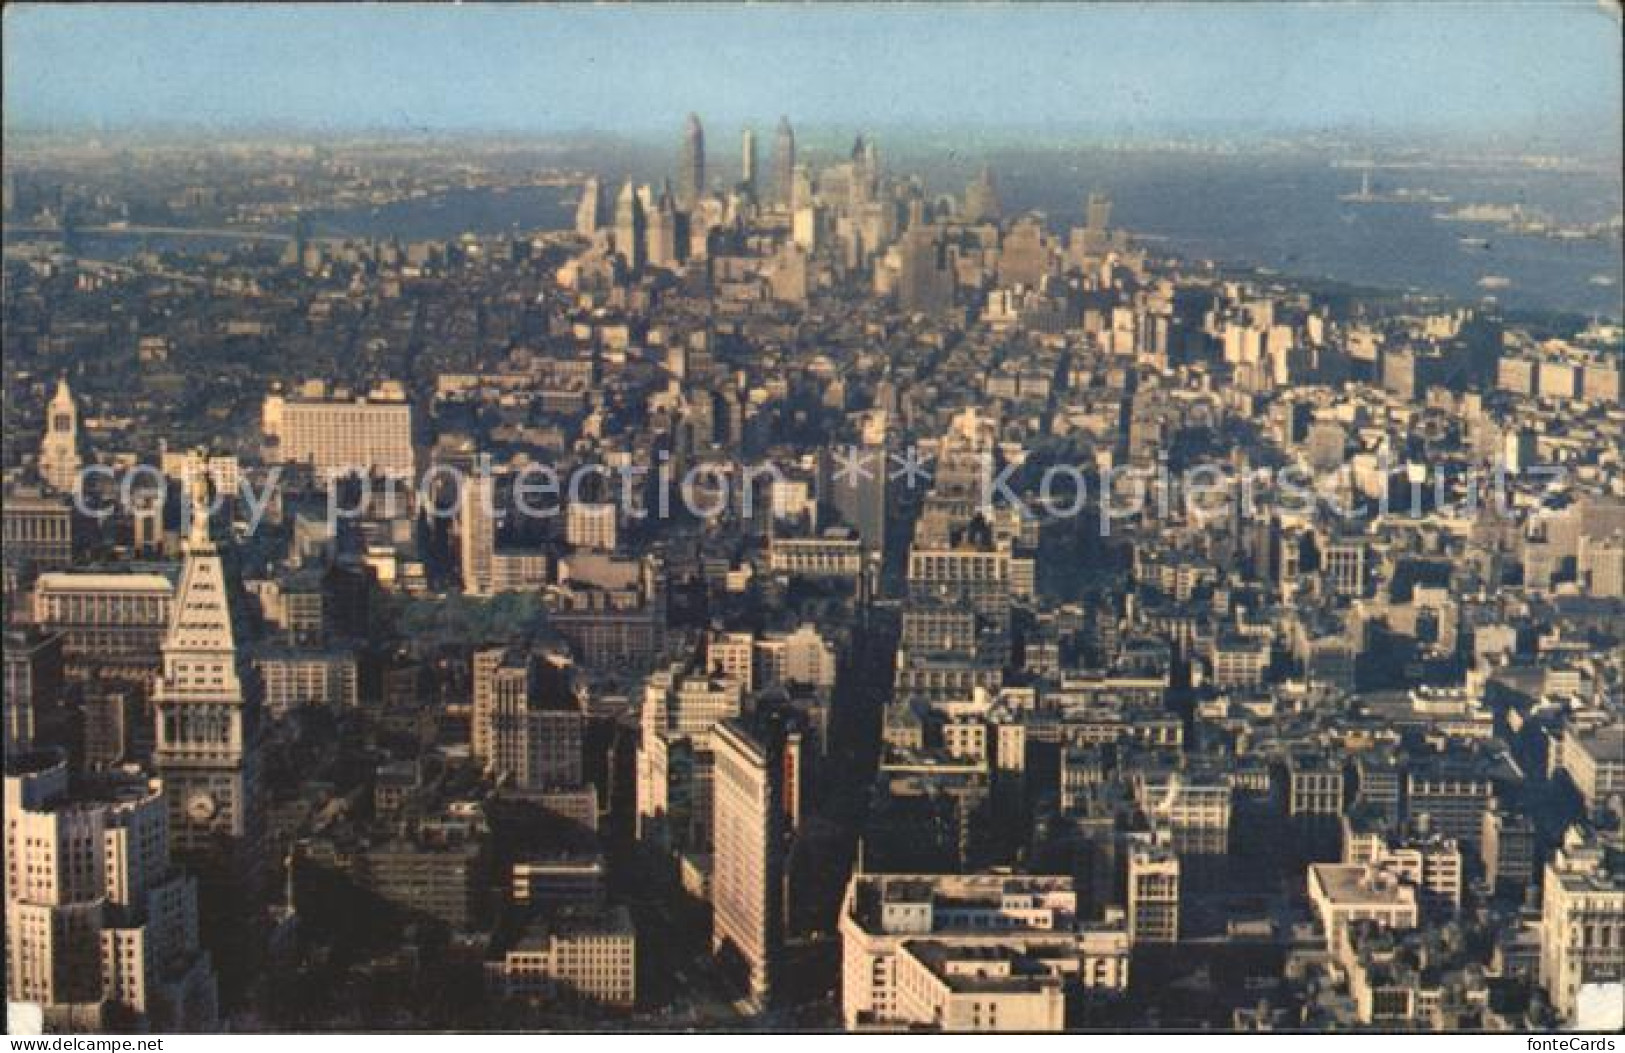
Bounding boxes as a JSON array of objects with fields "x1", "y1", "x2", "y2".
[{"x1": 5, "y1": 750, "x2": 219, "y2": 1031}]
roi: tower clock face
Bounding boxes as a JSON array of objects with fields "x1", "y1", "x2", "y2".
[{"x1": 187, "y1": 791, "x2": 219, "y2": 823}]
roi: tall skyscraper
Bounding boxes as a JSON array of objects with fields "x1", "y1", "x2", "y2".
[
  {"x1": 474, "y1": 647, "x2": 532, "y2": 778},
  {"x1": 1085, "y1": 191, "x2": 1113, "y2": 233},
  {"x1": 680, "y1": 114, "x2": 705, "y2": 210},
  {"x1": 997, "y1": 215, "x2": 1049, "y2": 289},
  {"x1": 5, "y1": 749, "x2": 219, "y2": 1031},
  {"x1": 826, "y1": 442, "x2": 887, "y2": 559},
  {"x1": 741, "y1": 127, "x2": 758, "y2": 197},
  {"x1": 470, "y1": 646, "x2": 506, "y2": 763},
  {"x1": 895, "y1": 224, "x2": 955, "y2": 316},
  {"x1": 711, "y1": 716, "x2": 797, "y2": 1010},
  {"x1": 964, "y1": 164, "x2": 1000, "y2": 223},
  {"x1": 472, "y1": 648, "x2": 585, "y2": 791},
  {"x1": 460, "y1": 462, "x2": 496, "y2": 597},
  {"x1": 851, "y1": 133, "x2": 879, "y2": 205},
  {"x1": 772, "y1": 117, "x2": 796, "y2": 209},
  {"x1": 646, "y1": 183, "x2": 680, "y2": 270},
  {"x1": 152, "y1": 477, "x2": 262, "y2": 855},
  {"x1": 613, "y1": 180, "x2": 646, "y2": 271},
  {"x1": 38, "y1": 377, "x2": 82, "y2": 495},
  {"x1": 575, "y1": 176, "x2": 603, "y2": 236}
]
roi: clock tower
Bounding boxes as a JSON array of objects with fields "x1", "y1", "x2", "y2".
[
  {"x1": 153, "y1": 474, "x2": 262, "y2": 855},
  {"x1": 38, "y1": 376, "x2": 83, "y2": 494}
]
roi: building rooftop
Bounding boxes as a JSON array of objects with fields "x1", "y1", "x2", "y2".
[
  {"x1": 1310, "y1": 863, "x2": 1417, "y2": 907},
  {"x1": 902, "y1": 940, "x2": 1068, "y2": 995}
]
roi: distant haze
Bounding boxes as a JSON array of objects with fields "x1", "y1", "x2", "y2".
[{"x1": 2, "y1": 3, "x2": 1621, "y2": 152}]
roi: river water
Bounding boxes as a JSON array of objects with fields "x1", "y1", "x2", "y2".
[{"x1": 64, "y1": 149, "x2": 1624, "y2": 320}]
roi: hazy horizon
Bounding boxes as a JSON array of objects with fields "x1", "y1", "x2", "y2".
[{"x1": 4, "y1": 3, "x2": 1621, "y2": 153}]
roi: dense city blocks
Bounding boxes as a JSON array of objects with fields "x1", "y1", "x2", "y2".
[{"x1": 3, "y1": 3, "x2": 1623, "y2": 1037}]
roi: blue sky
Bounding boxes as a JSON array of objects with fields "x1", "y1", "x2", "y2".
[{"x1": 3, "y1": 3, "x2": 1620, "y2": 142}]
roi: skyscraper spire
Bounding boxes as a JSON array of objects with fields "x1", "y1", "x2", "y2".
[{"x1": 186, "y1": 467, "x2": 215, "y2": 549}]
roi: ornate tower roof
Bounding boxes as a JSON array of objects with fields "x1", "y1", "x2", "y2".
[{"x1": 160, "y1": 475, "x2": 244, "y2": 689}]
